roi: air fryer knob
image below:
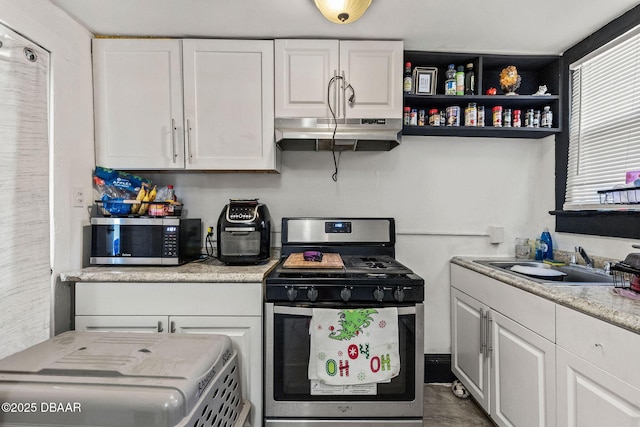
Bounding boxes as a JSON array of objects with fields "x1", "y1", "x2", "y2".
[
  {"x1": 340, "y1": 287, "x2": 352, "y2": 302},
  {"x1": 286, "y1": 287, "x2": 298, "y2": 302},
  {"x1": 307, "y1": 287, "x2": 319, "y2": 302}
]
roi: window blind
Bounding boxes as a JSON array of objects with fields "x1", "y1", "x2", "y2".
[{"x1": 564, "y1": 26, "x2": 640, "y2": 210}]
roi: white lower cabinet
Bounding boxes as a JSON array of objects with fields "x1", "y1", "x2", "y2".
[
  {"x1": 451, "y1": 288, "x2": 490, "y2": 410},
  {"x1": 451, "y1": 264, "x2": 556, "y2": 427},
  {"x1": 490, "y1": 310, "x2": 556, "y2": 427},
  {"x1": 556, "y1": 304, "x2": 640, "y2": 426},
  {"x1": 74, "y1": 282, "x2": 262, "y2": 427},
  {"x1": 556, "y1": 347, "x2": 640, "y2": 426}
]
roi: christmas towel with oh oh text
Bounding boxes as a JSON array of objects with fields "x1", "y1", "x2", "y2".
[{"x1": 308, "y1": 307, "x2": 400, "y2": 385}]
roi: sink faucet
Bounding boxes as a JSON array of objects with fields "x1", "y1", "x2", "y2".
[{"x1": 575, "y1": 246, "x2": 594, "y2": 268}]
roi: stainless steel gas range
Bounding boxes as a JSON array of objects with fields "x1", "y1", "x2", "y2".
[{"x1": 264, "y1": 217, "x2": 425, "y2": 427}]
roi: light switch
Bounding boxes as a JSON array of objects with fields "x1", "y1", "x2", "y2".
[{"x1": 73, "y1": 187, "x2": 84, "y2": 207}]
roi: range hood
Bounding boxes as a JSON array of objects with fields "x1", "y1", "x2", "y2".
[{"x1": 275, "y1": 118, "x2": 402, "y2": 151}]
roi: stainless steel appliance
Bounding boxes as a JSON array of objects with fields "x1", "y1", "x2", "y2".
[
  {"x1": 90, "y1": 217, "x2": 202, "y2": 265},
  {"x1": 217, "y1": 199, "x2": 272, "y2": 265},
  {"x1": 275, "y1": 117, "x2": 402, "y2": 151},
  {"x1": 0, "y1": 331, "x2": 250, "y2": 427},
  {"x1": 264, "y1": 217, "x2": 424, "y2": 427}
]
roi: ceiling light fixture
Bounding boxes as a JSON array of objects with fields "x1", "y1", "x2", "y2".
[{"x1": 314, "y1": 0, "x2": 372, "y2": 24}]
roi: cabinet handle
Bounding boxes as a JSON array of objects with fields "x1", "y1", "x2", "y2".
[
  {"x1": 186, "y1": 119, "x2": 193, "y2": 164},
  {"x1": 170, "y1": 320, "x2": 176, "y2": 333},
  {"x1": 157, "y1": 321, "x2": 164, "y2": 333},
  {"x1": 487, "y1": 313, "x2": 493, "y2": 354},
  {"x1": 480, "y1": 309, "x2": 487, "y2": 355},
  {"x1": 171, "y1": 118, "x2": 177, "y2": 164}
]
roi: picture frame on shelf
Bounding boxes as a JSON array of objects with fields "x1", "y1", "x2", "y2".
[{"x1": 413, "y1": 67, "x2": 437, "y2": 95}]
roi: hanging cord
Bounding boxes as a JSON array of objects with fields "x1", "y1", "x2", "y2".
[{"x1": 328, "y1": 75, "x2": 343, "y2": 182}]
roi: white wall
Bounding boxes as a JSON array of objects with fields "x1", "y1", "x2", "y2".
[
  {"x1": 0, "y1": 0, "x2": 94, "y2": 341},
  {"x1": 144, "y1": 134, "x2": 558, "y2": 353}
]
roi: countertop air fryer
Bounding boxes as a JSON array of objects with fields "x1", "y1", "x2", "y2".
[{"x1": 217, "y1": 199, "x2": 271, "y2": 264}]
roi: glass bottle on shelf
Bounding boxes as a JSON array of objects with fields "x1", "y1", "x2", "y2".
[
  {"x1": 541, "y1": 106, "x2": 553, "y2": 128},
  {"x1": 403, "y1": 62, "x2": 413, "y2": 94},
  {"x1": 403, "y1": 106, "x2": 411, "y2": 126},
  {"x1": 445, "y1": 64, "x2": 456, "y2": 95},
  {"x1": 477, "y1": 106, "x2": 485, "y2": 127},
  {"x1": 464, "y1": 63, "x2": 475, "y2": 95},
  {"x1": 455, "y1": 65, "x2": 465, "y2": 95}
]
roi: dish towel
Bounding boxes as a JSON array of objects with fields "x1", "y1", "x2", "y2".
[{"x1": 308, "y1": 307, "x2": 400, "y2": 385}]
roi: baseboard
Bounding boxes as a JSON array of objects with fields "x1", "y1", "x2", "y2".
[{"x1": 424, "y1": 353, "x2": 455, "y2": 384}]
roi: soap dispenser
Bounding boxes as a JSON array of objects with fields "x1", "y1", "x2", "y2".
[{"x1": 540, "y1": 228, "x2": 553, "y2": 260}]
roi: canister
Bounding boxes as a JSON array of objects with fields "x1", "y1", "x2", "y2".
[
  {"x1": 410, "y1": 109, "x2": 418, "y2": 126},
  {"x1": 418, "y1": 109, "x2": 426, "y2": 126},
  {"x1": 429, "y1": 109, "x2": 440, "y2": 126},
  {"x1": 492, "y1": 106, "x2": 503, "y2": 127},
  {"x1": 446, "y1": 106, "x2": 461, "y2": 126},
  {"x1": 464, "y1": 103, "x2": 477, "y2": 126},
  {"x1": 513, "y1": 109, "x2": 522, "y2": 127},
  {"x1": 477, "y1": 106, "x2": 485, "y2": 127},
  {"x1": 503, "y1": 108, "x2": 512, "y2": 127}
]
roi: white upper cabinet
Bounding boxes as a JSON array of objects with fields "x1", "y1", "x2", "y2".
[
  {"x1": 275, "y1": 39, "x2": 339, "y2": 119},
  {"x1": 182, "y1": 39, "x2": 276, "y2": 170},
  {"x1": 93, "y1": 39, "x2": 184, "y2": 169},
  {"x1": 275, "y1": 39, "x2": 403, "y2": 119},
  {"x1": 340, "y1": 40, "x2": 403, "y2": 119},
  {"x1": 93, "y1": 38, "x2": 278, "y2": 171}
]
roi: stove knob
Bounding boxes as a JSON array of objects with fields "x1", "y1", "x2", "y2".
[
  {"x1": 340, "y1": 287, "x2": 352, "y2": 302},
  {"x1": 286, "y1": 287, "x2": 298, "y2": 302},
  {"x1": 307, "y1": 287, "x2": 319, "y2": 302},
  {"x1": 373, "y1": 287, "x2": 385, "y2": 302},
  {"x1": 393, "y1": 287, "x2": 405, "y2": 302}
]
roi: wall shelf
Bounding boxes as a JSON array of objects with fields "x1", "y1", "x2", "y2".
[{"x1": 403, "y1": 51, "x2": 562, "y2": 138}]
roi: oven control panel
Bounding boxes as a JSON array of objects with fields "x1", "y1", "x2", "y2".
[
  {"x1": 325, "y1": 221, "x2": 351, "y2": 233},
  {"x1": 267, "y1": 284, "x2": 424, "y2": 303}
]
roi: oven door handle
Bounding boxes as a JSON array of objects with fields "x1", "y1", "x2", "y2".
[{"x1": 272, "y1": 305, "x2": 418, "y2": 316}]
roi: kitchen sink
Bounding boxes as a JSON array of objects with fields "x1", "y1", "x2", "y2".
[{"x1": 476, "y1": 260, "x2": 614, "y2": 285}]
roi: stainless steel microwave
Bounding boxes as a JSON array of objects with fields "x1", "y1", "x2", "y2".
[{"x1": 90, "y1": 217, "x2": 202, "y2": 266}]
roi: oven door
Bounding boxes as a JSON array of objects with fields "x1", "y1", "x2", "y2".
[{"x1": 265, "y1": 303, "x2": 424, "y2": 421}]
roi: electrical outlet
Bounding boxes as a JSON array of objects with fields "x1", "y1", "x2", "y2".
[{"x1": 72, "y1": 187, "x2": 84, "y2": 208}]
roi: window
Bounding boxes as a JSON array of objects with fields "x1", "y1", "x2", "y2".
[
  {"x1": 0, "y1": 24, "x2": 51, "y2": 358},
  {"x1": 565, "y1": 26, "x2": 640, "y2": 210}
]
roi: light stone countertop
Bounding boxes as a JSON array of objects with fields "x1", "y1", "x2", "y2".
[
  {"x1": 61, "y1": 257, "x2": 280, "y2": 283},
  {"x1": 452, "y1": 256, "x2": 640, "y2": 334}
]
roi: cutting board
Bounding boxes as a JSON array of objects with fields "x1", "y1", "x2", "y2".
[{"x1": 282, "y1": 253, "x2": 344, "y2": 269}]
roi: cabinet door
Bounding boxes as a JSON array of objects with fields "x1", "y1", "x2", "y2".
[
  {"x1": 171, "y1": 315, "x2": 262, "y2": 427},
  {"x1": 451, "y1": 288, "x2": 490, "y2": 412},
  {"x1": 340, "y1": 40, "x2": 403, "y2": 119},
  {"x1": 182, "y1": 40, "x2": 277, "y2": 171},
  {"x1": 490, "y1": 310, "x2": 556, "y2": 427},
  {"x1": 557, "y1": 347, "x2": 640, "y2": 427},
  {"x1": 274, "y1": 39, "x2": 339, "y2": 118},
  {"x1": 93, "y1": 39, "x2": 185, "y2": 169},
  {"x1": 75, "y1": 315, "x2": 169, "y2": 333}
]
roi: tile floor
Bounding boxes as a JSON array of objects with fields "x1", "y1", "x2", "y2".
[{"x1": 423, "y1": 384, "x2": 494, "y2": 426}]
